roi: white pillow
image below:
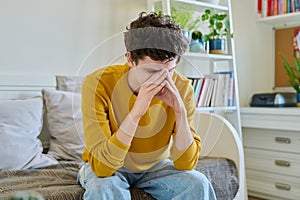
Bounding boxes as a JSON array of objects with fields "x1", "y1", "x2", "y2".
[
  {"x1": 42, "y1": 89, "x2": 84, "y2": 161},
  {"x1": 56, "y1": 75, "x2": 85, "y2": 93},
  {"x1": 0, "y1": 97, "x2": 58, "y2": 170}
]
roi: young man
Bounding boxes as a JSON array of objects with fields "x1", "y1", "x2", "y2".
[{"x1": 78, "y1": 12, "x2": 217, "y2": 200}]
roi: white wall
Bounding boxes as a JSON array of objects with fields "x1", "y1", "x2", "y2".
[
  {"x1": 0, "y1": 0, "x2": 276, "y2": 106},
  {"x1": 0, "y1": 0, "x2": 147, "y2": 77},
  {"x1": 231, "y1": 0, "x2": 274, "y2": 106}
]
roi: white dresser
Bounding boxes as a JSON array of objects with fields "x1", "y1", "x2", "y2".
[{"x1": 240, "y1": 107, "x2": 300, "y2": 200}]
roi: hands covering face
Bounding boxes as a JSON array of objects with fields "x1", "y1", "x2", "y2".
[
  {"x1": 128, "y1": 64, "x2": 168, "y2": 93},
  {"x1": 128, "y1": 63, "x2": 184, "y2": 118},
  {"x1": 155, "y1": 72, "x2": 184, "y2": 113}
]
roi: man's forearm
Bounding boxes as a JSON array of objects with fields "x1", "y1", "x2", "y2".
[
  {"x1": 116, "y1": 111, "x2": 141, "y2": 146},
  {"x1": 174, "y1": 109, "x2": 194, "y2": 151}
]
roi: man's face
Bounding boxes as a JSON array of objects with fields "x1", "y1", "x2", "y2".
[{"x1": 127, "y1": 56, "x2": 177, "y2": 93}]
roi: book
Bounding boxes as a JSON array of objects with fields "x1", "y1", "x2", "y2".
[
  {"x1": 194, "y1": 78, "x2": 204, "y2": 104},
  {"x1": 214, "y1": 73, "x2": 226, "y2": 106},
  {"x1": 205, "y1": 78, "x2": 216, "y2": 107},
  {"x1": 277, "y1": 0, "x2": 285, "y2": 15},
  {"x1": 197, "y1": 77, "x2": 210, "y2": 107},
  {"x1": 214, "y1": 71, "x2": 234, "y2": 106},
  {"x1": 262, "y1": 0, "x2": 268, "y2": 17},
  {"x1": 225, "y1": 72, "x2": 234, "y2": 106},
  {"x1": 257, "y1": 0, "x2": 262, "y2": 17},
  {"x1": 195, "y1": 75, "x2": 217, "y2": 107},
  {"x1": 295, "y1": 0, "x2": 300, "y2": 11},
  {"x1": 210, "y1": 78, "x2": 219, "y2": 107},
  {"x1": 187, "y1": 77, "x2": 204, "y2": 106},
  {"x1": 287, "y1": 0, "x2": 292, "y2": 13}
]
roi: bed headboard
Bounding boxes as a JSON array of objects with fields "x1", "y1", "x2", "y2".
[{"x1": 0, "y1": 75, "x2": 56, "y2": 100}]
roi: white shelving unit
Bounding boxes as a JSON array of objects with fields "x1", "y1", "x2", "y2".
[{"x1": 148, "y1": 0, "x2": 242, "y2": 137}]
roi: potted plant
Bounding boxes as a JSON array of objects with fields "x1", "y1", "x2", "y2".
[
  {"x1": 280, "y1": 55, "x2": 300, "y2": 103},
  {"x1": 201, "y1": 9, "x2": 232, "y2": 54},
  {"x1": 171, "y1": 6, "x2": 200, "y2": 42},
  {"x1": 190, "y1": 30, "x2": 205, "y2": 52}
]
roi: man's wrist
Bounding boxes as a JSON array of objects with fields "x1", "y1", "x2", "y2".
[
  {"x1": 119, "y1": 113, "x2": 139, "y2": 137},
  {"x1": 175, "y1": 105, "x2": 186, "y2": 116}
]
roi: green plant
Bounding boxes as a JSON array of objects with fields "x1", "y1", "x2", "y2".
[
  {"x1": 191, "y1": 30, "x2": 202, "y2": 40},
  {"x1": 280, "y1": 55, "x2": 300, "y2": 93},
  {"x1": 171, "y1": 6, "x2": 200, "y2": 32},
  {"x1": 201, "y1": 9, "x2": 232, "y2": 42}
]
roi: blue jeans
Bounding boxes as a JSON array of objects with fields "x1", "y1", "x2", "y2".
[{"x1": 77, "y1": 159, "x2": 217, "y2": 200}]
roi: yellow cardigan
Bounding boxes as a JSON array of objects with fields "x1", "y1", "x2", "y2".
[{"x1": 81, "y1": 63, "x2": 201, "y2": 177}]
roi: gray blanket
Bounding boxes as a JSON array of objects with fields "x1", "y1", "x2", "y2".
[
  {"x1": 0, "y1": 162, "x2": 83, "y2": 200},
  {"x1": 0, "y1": 158, "x2": 238, "y2": 200}
]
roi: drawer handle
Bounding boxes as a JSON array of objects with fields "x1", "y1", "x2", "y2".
[
  {"x1": 275, "y1": 137, "x2": 291, "y2": 144},
  {"x1": 275, "y1": 183, "x2": 291, "y2": 191},
  {"x1": 275, "y1": 160, "x2": 291, "y2": 167}
]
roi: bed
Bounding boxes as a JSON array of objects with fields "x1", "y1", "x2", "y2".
[{"x1": 0, "y1": 75, "x2": 246, "y2": 200}]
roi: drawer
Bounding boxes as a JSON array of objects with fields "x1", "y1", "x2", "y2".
[
  {"x1": 246, "y1": 169, "x2": 300, "y2": 200},
  {"x1": 244, "y1": 148, "x2": 300, "y2": 177},
  {"x1": 243, "y1": 127, "x2": 300, "y2": 153}
]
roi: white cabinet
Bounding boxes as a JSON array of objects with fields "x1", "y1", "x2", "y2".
[
  {"x1": 148, "y1": 0, "x2": 242, "y2": 137},
  {"x1": 241, "y1": 107, "x2": 300, "y2": 200}
]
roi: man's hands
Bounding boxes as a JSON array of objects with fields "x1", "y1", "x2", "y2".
[
  {"x1": 130, "y1": 67, "x2": 169, "y2": 120},
  {"x1": 130, "y1": 64, "x2": 185, "y2": 122},
  {"x1": 130, "y1": 65, "x2": 192, "y2": 151},
  {"x1": 155, "y1": 74, "x2": 185, "y2": 114},
  {"x1": 121, "y1": 62, "x2": 192, "y2": 149}
]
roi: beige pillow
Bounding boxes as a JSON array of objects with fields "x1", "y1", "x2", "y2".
[
  {"x1": 56, "y1": 75, "x2": 85, "y2": 93},
  {"x1": 42, "y1": 89, "x2": 84, "y2": 161},
  {"x1": 0, "y1": 97, "x2": 58, "y2": 170}
]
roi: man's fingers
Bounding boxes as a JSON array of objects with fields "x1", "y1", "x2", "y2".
[
  {"x1": 143, "y1": 70, "x2": 167, "y2": 89},
  {"x1": 149, "y1": 69, "x2": 168, "y2": 83},
  {"x1": 166, "y1": 74, "x2": 177, "y2": 90}
]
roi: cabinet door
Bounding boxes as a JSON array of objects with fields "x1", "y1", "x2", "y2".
[
  {"x1": 247, "y1": 169, "x2": 300, "y2": 200},
  {"x1": 243, "y1": 127, "x2": 300, "y2": 154},
  {"x1": 244, "y1": 148, "x2": 300, "y2": 176}
]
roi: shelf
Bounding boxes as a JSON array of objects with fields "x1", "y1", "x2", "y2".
[
  {"x1": 172, "y1": 0, "x2": 228, "y2": 11},
  {"x1": 183, "y1": 52, "x2": 233, "y2": 60},
  {"x1": 196, "y1": 106, "x2": 237, "y2": 112},
  {"x1": 241, "y1": 107, "x2": 300, "y2": 116},
  {"x1": 257, "y1": 11, "x2": 300, "y2": 27}
]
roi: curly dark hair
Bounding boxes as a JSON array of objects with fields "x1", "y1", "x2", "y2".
[{"x1": 124, "y1": 12, "x2": 188, "y2": 64}]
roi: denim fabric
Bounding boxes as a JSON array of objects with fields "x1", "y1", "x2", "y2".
[{"x1": 77, "y1": 159, "x2": 217, "y2": 200}]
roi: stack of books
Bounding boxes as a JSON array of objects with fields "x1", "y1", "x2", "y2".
[
  {"x1": 188, "y1": 71, "x2": 234, "y2": 107},
  {"x1": 257, "y1": 0, "x2": 300, "y2": 17}
]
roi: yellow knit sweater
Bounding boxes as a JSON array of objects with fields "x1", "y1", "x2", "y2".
[{"x1": 81, "y1": 63, "x2": 201, "y2": 177}]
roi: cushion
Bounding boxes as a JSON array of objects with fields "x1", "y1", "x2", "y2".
[
  {"x1": 0, "y1": 97, "x2": 58, "y2": 170},
  {"x1": 56, "y1": 75, "x2": 85, "y2": 93},
  {"x1": 42, "y1": 89, "x2": 84, "y2": 161}
]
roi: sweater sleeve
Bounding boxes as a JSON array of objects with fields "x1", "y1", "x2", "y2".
[
  {"x1": 81, "y1": 73, "x2": 129, "y2": 177},
  {"x1": 172, "y1": 77, "x2": 201, "y2": 170}
]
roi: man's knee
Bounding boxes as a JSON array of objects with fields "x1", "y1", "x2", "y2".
[{"x1": 185, "y1": 170, "x2": 212, "y2": 189}]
